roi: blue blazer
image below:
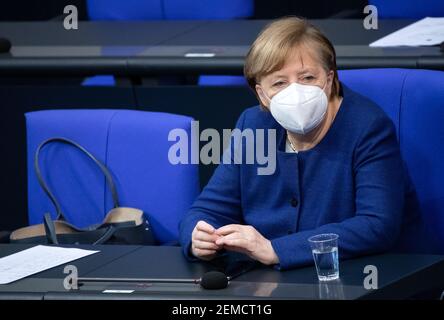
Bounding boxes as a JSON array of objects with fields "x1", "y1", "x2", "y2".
[{"x1": 179, "y1": 84, "x2": 416, "y2": 270}]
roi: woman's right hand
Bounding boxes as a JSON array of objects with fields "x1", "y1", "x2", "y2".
[{"x1": 191, "y1": 220, "x2": 222, "y2": 260}]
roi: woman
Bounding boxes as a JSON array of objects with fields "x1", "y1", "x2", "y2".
[{"x1": 179, "y1": 17, "x2": 414, "y2": 270}]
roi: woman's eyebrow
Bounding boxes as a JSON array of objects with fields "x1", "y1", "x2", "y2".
[
  {"x1": 270, "y1": 67, "x2": 317, "y2": 80},
  {"x1": 270, "y1": 74, "x2": 287, "y2": 81},
  {"x1": 297, "y1": 67, "x2": 316, "y2": 74}
]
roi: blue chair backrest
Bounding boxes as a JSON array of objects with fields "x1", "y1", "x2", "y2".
[
  {"x1": 339, "y1": 69, "x2": 444, "y2": 254},
  {"x1": 26, "y1": 109, "x2": 199, "y2": 245},
  {"x1": 368, "y1": 0, "x2": 444, "y2": 18},
  {"x1": 87, "y1": 0, "x2": 254, "y2": 20}
]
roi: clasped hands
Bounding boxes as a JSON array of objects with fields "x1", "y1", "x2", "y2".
[{"x1": 191, "y1": 220, "x2": 279, "y2": 265}]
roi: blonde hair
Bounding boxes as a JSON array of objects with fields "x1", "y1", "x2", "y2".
[{"x1": 244, "y1": 17, "x2": 340, "y2": 106}]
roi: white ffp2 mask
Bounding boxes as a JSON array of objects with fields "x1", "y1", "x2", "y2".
[{"x1": 265, "y1": 82, "x2": 328, "y2": 135}]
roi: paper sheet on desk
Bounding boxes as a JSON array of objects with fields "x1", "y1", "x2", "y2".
[
  {"x1": 0, "y1": 245, "x2": 99, "y2": 284},
  {"x1": 370, "y1": 17, "x2": 444, "y2": 47}
]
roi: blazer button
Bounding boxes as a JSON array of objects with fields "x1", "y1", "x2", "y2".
[{"x1": 290, "y1": 197, "x2": 298, "y2": 207}]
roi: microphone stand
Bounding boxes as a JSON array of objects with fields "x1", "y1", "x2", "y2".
[{"x1": 77, "y1": 277, "x2": 200, "y2": 284}]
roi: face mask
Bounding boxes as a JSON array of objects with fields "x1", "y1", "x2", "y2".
[{"x1": 263, "y1": 82, "x2": 328, "y2": 135}]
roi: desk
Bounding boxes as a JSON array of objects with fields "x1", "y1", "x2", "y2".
[
  {"x1": 0, "y1": 244, "x2": 141, "y2": 299},
  {"x1": 0, "y1": 244, "x2": 443, "y2": 300},
  {"x1": 0, "y1": 19, "x2": 443, "y2": 77}
]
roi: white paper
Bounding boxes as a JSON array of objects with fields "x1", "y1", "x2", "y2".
[
  {"x1": 370, "y1": 17, "x2": 444, "y2": 47},
  {"x1": 103, "y1": 289, "x2": 135, "y2": 294},
  {"x1": 0, "y1": 245, "x2": 99, "y2": 284}
]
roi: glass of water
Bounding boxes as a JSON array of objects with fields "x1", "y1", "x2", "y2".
[{"x1": 308, "y1": 233, "x2": 339, "y2": 281}]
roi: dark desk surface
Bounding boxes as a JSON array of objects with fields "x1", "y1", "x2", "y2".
[
  {"x1": 0, "y1": 244, "x2": 443, "y2": 300},
  {"x1": 0, "y1": 19, "x2": 443, "y2": 76}
]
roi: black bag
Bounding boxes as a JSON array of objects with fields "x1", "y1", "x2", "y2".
[{"x1": 10, "y1": 137, "x2": 155, "y2": 245}]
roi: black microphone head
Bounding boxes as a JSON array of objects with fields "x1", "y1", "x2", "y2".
[
  {"x1": 200, "y1": 271, "x2": 228, "y2": 290},
  {"x1": 0, "y1": 38, "x2": 11, "y2": 53}
]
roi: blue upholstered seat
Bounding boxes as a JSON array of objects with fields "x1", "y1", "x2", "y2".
[
  {"x1": 339, "y1": 68, "x2": 444, "y2": 254},
  {"x1": 87, "y1": 0, "x2": 253, "y2": 20},
  {"x1": 368, "y1": 0, "x2": 444, "y2": 18},
  {"x1": 26, "y1": 109, "x2": 199, "y2": 245}
]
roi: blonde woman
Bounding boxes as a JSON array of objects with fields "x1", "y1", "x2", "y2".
[{"x1": 179, "y1": 17, "x2": 416, "y2": 270}]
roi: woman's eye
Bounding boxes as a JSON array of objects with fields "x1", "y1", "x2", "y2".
[
  {"x1": 303, "y1": 76, "x2": 315, "y2": 81},
  {"x1": 273, "y1": 81, "x2": 285, "y2": 87}
]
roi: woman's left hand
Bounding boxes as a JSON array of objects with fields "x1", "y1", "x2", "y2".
[{"x1": 215, "y1": 224, "x2": 279, "y2": 265}]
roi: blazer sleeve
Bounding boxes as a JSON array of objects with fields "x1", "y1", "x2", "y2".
[
  {"x1": 271, "y1": 114, "x2": 406, "y2": 270},
  {"x1": 178, "y1": 110, "x2": 247, "y2": 259}
]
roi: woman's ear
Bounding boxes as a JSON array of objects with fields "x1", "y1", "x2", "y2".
[
  {"x1": 327, "y1": 70, "x2": 334, "y2": 85},
  {"x1": 326, "y1": 70, "x2": 335, "y2": 99},
  {"x1": 255, "y1": 84, "x2": 269, "y2": 108}
]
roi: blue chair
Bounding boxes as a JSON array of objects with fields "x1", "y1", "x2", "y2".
[
  {"x1": 87, "y1": 0, "x2": 164, "y2": 20},
  {"x1": 85, "y1": 0, "x2": 253, "y2": 86},
  {"x1": 198, "y1": 75, "x2": 247, "y2": 86},
  {"x1": 81, "y1": 75, "x2": 116, "y2": 86},
  {"x1": 368, "y1": 0, "x2": 444, "y2": 19},
  {"x1": 87, "y1": 0, "x2": 253, "y2": 20},
  {"x1": 163, "y1": 0, "x2": 253, "y2": 20},
  {"x1": 339, "y1": 68, "x2": 444, "y2": 254},
  {"x1": 25, "y1": 109, "x2": 199, "y2": 245}
]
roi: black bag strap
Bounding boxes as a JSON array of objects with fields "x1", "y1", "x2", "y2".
[
  {"x1": 43, "y1": 212, "x2": 58, "y2": 244},
  {"x1": 34, "y1": 137, "x2": 120, "y2": 221},
  {"x1": 92, "y1": 225, "x2": 116, "y2": 245}
]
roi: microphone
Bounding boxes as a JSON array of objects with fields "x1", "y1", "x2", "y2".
[
  {"x1": 200, "y1": 271, "x2": 229, "y2": 289},
  {"x1": 77, "y1": 270, "x2": 229, "y2": 290},
  {"x1": 0, "y1": 38, "x2": 11, "y2": 53}
]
